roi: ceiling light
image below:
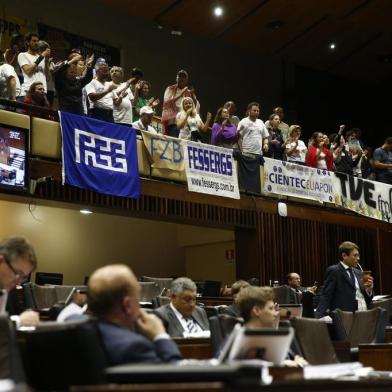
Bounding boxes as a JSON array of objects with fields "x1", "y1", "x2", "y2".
[
  {"x1": 329, "y1": 43, "x2": 336, "y2": 50},
  {"x1": 214, "y1": 6, "x2": 223, "y2": 17},
  {"x1": 80, "y1": 209, "x2": 93, "y2": 215}
]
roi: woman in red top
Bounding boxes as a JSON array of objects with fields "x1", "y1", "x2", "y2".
[{"x1": 305, "y1": 132, "x2": 333, "y2": 171}]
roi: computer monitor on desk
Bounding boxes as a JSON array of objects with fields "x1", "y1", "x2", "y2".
[
  {"x1": 219, "y1": 324, "x2": 294, "y2": 365},
  {"x1": 35, "y1": 272, "x2": 63, "y2": 285}
]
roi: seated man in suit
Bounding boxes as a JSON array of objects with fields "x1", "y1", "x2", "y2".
[
  {"x1": 88, "y1": 264, "x2": 182, "y2": 365},
  {"x1": 315, "y1": 241, "x2": 373, "y2": 318},
  {"x1": 222, "y1": 280, "x2": 250, "y2": 318},
  {"x1": 285, "y1": 273, "x2": 317, "y2": 304},
  {"x1": 155, "y1": 277, "x2": 209, "y2": 337}
]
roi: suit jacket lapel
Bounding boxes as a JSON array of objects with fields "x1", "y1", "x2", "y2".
[
  {"x1": 338, "y1": 263, "x2": 355, "y2": 289},
  {"x1": 167, "y1": 305, "x2": 185, "y2": 335},
  {"x1": 192, "y1": 308, "x2": 206, "y2": 330}
]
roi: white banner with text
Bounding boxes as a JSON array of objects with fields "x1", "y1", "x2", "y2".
[
  {"x1": 263, "y1": 158, "x2": 334, "y2": 203},
  {"x1": 183, "y1": 141, "x2": 240, "y2": 199}
]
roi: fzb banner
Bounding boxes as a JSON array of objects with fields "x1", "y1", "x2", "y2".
[
  {"x1": 183, "y1": 141, "x2": 240, "y2": 199},
  {"x1": 60, "y1": 112, "x2": 140, "y2": 198}
]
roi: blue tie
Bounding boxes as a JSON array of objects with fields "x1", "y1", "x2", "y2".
[{"x1": 348, "y1": 268, "x2": 356, "y2": 286}]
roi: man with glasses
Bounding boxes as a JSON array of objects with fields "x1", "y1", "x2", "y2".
[
  {"x1": 155, "y1": 277, "x2": 210, "y2": 337},
  {"x1": 0, "y1": 236, "x2": 37, "y2": 312}
]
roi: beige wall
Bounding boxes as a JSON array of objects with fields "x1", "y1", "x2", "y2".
[
  {"x1": 184, "y1": 241, "x2": 236, "y2": 286},
  {"x1": 0, "y1": 198, "x2": 235, "y2": 284},
  {"x1": 0, "y1": 198, "x2": 185, "y2": 284}
]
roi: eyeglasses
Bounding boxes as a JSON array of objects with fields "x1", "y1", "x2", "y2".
[
  {"x1": 180, "y1": 295, "x2": 197, "y2": 303},
  {"x1": 3, "y1": 256, "x2": 29, "y2": 282}
]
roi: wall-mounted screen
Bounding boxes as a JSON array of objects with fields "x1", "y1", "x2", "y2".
[{"x1": 0, "y1": 123, "x2": 29, "y2": 192}]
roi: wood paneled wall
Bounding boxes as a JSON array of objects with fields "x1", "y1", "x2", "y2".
[{"x1": 236, "y1": 211, "x2": 377, "y2": 288}]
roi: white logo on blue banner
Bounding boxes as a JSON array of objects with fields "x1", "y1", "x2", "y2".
[
  {"x1": 74, "y1": 128, "x2": 127, "y2": 173},
  {"x1": 183, "y1": 140, "x2": 240, "y2": 199},
  {"x1": 263, "y1": 158, "x2": 334, "y2": 203},
  {"x1": 60, "y1": 111, "x2": 140, "y2": 199}
]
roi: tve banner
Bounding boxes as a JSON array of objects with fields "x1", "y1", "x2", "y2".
[
  {"x1": 263, "y1": 158, "x2": 334, "y2": 203},
  {"x1": 183, "y1": 141, "x2": 240, "y2": 199},
  {"x1": 333, "y1": 172, "x2": 392, "y2": 223},
  {"x1": 141, "y1": 131, "x2": 184, "y2": 171}
]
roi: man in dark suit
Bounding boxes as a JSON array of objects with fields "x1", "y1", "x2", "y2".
[
  {"x1": 222, "y1": 280, "x2": 250, "y2": 318},
  {"x1": 155, "y1": 277, "x2": 209, "y2": 337},
  {"x1": 315, "y1": 241, "x2": 374, "y2": 318},
  {"x1": 284, "y1": 273, "x2": 317, "y2": 304},
  {"x1": 88, "y1": 264, "x2": 182, "y2": 365}
]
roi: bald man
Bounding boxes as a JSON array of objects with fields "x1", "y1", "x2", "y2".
[{"x1": 88, "y1": 264, "x2": 182, "y2": 365}]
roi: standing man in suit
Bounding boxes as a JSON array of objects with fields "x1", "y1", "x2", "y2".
[
  {"x1": 88, "y1": 264, "x2": 182, "y2": 365},
  {"x1": 315, "y1": 241, "x2": 373, "y2": 318},
  {"x1": 155, "y1": 277, "x2": 210, "y2": 337}
]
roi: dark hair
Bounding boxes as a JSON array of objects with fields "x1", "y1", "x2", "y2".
[
  {"x1": 246, "y1": 102, "x2": 260, "y2": 116},
  {"x1": 269, "y1": 113, "x2": 280, "y2": 121},
  {"x1": 10, "y1": 34, "x2": 24, "y2": 48},
  {"x1": 131, "y1": 67, "x2": 144, "y2": 78},
  {"x1": 338, "y1": 241, "x2": 359, "y2": 260},
  {"x1": 310, "y1": 132, "x2": 323, "y2": 148},
  {"x1": 214, "y1": 107, "x2": 231, "y2": 124},
  {"x1": 231, "y1": 280, "x2": 250, "y2": 296},
  {"x1": 24, "y1": 32, "x2": 39, "y2": 42},
  {"x1": 27, "y1": 82, "x2": 50, "y2": 108}
]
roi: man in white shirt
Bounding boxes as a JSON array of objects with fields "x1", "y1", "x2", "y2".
[
  {"x1": 17, "y1": 32, "x2": 50, "y2": 100},
  {"x1": 315, "y1": 241, "x2": 373, "y2": 318},
  {"x1": 132, "y1": 106, "x2": 157, "y2": 134},
  {"x1": 155, "y1": 277, "x2": 209, "y2": 338},
  {"x1": 0, "y1": 63, "x2": 21, "y2": 100},
  {"x1": 85, "y1": 61, "x2": 116, "y2": 122},
  {"x1": 237, "y1": 102, "x2": 269, "y2": 155},
  {"x1": 0, "y1": 236, "x2": 37, "y2": 313}
]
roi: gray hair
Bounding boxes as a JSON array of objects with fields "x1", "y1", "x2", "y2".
[
  {"x1": 170, "y1": 277, "x2": 197, "y2": 295},
  {"x1": 0, "y1": 236, "x2": 37, "y2": 269}
]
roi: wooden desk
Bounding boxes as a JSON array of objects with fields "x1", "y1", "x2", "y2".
[
  {"x1": 174, "y1": 337, "x2": 213, "y2": 359},
  {"x1": 359, "y1": 343, "x2": 392, "y2": 370},
  {"x1": 199, "y1": 297, "x2": 232, "y2": 307},
  {"x1": 385, "y1": 326, "x2": 392, "y2": 343}
]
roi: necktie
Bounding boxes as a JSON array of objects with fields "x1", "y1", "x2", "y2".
[
  {"x1": 348, "y1": 268, "x2": 356, "y2": 286},
  {"x1": 185, "y1": 317, "x2": 196, "y2": 333}
]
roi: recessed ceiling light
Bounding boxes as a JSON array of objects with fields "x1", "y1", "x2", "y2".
[
  {"x1": 329, "y1": 43, "x2": 336, "y2": 50},
  {"x1": 80, "y1": 209, "x2": 93, "y2": 215},
  {"x1": 214, "y1": 6, "x2": 223, "y2": 17}
]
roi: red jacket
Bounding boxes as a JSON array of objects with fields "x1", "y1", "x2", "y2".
[{"x1": 305, "y1": 144, "x2": 333, "y2": 171}]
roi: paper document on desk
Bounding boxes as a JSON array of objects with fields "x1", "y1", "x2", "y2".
[
  {"x1": 373, "y1": 295, "x2": 390, "y2": 301},
  {"x1": 183, "y1": 330, "x2": 211, "y2": 338},
  {"x1": 304, "y1": 362, "x2": 364, "y2": 379}
]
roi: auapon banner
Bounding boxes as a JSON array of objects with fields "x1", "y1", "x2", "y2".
[
  {"x1": 333, "y1": 172, "x2": 392, "y2": 223},
  {"x1": 183, "y1": 141, "x2": 240, "y2": 199},
  {"x1": 263, "y1": 158, "x2": 334, "y2": 203},
  {"x1": 141, "y1": 130, "x2": 184, "y2": 171}
]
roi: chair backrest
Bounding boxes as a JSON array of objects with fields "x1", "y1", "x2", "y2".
[
  {"x1": 139, "y1": 281, "x2": 160, "y2": 302},
  {"x1": 302, "y1": 291, "x2": 315, "y2": 318},
  {"x1": 291, "y1": 317, "x2": 338, "y2": 365},
  {"x1": 19, "y1": 318, "x2": 107, "y2": 390},
  {"x1": 141, "y1": 276, "x2": 173, "y2": 293},
  {"x1": 208, "y1": 316, "x2": 224, "y2": 356},
  {"x1": 31, "y1": 283, "x2": 58, "y2": 309},
  {"x1": 370, "y1": 298, "x2": 392, "y2": 324},
  {"x1": 272, "y1": 285, "x2": 291, "y2": 304},
  {"x1": 0, "y1": 313, "x2": 25, "y2": 383},
  {"x1": 331, "y1": 307, "x2": 386, "y2": 347}
]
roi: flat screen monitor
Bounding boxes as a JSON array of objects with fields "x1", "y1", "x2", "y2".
[
  {"x1": 35, "y1": 272, "x2": 63, "y2": 285},
  {"x1": 222, "y1": 326, "x2": 294, "y2": 365},
  {"x1": 0, "y1": 123, "x2": 29, "y2": 192},
  {"x1": 202, "y1": 280, "x2": 222, "y2": 297}
]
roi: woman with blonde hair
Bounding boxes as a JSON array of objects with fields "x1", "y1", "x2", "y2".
[
  {"x1": 285, "y1": 125, "x2": 307, "y2": 164},
  {"x1": 176, "y1": 97, "x2": 211, "y2": 141}
]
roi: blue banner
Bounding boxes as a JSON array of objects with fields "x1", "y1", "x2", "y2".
[{"x1": 60, "y1": 112, "x2": 140, "y2": 198}]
